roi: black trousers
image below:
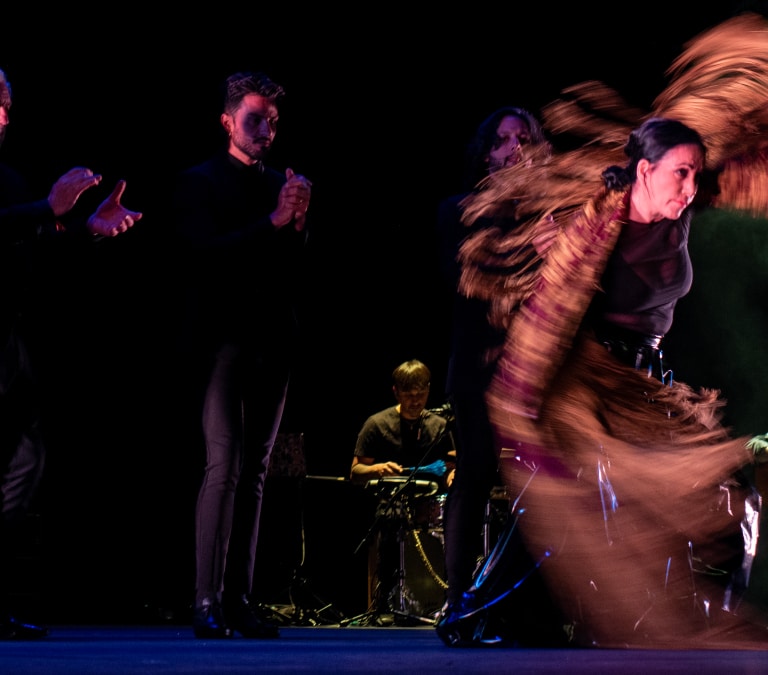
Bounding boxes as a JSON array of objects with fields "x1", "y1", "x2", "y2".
[
  {"x1": 193, "y1": 341, "x2": 291, "y2": 609},
  {"x1": 0, "y1": 327, "x2": 46, "y2": 613},
  {"x1": 442, "y1": 391, "x2": 500, "y2": 604}
]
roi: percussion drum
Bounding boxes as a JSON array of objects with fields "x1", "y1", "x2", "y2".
[
  {"x1": 402, "y1": 528, "x2": 447, "y2": 619},
  {"x1": 413, "y1": 493, "x2": 447, "y2": 531}
]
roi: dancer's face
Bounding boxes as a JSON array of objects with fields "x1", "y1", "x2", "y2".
[
  {"x1": 487, "y1": 115, "x2": 531, "y2": 174},
  {"x1": 631, "y1": 143, "x2": 704, "y2": 222}
]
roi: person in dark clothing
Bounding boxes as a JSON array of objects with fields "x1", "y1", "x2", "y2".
[
  {"x1": 435, "y1": 108, "x2": 550, "y2": 616},
  {"x1": 350, "y1": 359, "x2": 456, "y2": 622},
  {"x1": 174, "y1": 70, "x2": 311, "y2": 640},
  {"x1": 0, "y1": 67, "x2": 142, "y2": 640}
]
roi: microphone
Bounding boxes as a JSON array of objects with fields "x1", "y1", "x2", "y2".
[{"x1": 426, "y1": 402, "x2": 454, "y2": 421}]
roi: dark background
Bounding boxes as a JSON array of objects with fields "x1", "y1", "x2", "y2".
[{"x1": 3, "y1": 2, "x2": 768, "y2": 623}]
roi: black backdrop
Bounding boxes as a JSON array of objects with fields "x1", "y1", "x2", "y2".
[{"x1": 3, "y1": 2, "x2": 768, "y2": 622}]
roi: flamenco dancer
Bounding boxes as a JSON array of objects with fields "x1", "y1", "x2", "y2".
[{"x1": 436, "y1": 12, "x2": 768, "y2": 649}]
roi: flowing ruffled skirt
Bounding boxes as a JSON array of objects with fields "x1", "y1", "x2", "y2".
[{"x1": 489, "y1": 333, "x2": 767, "y2": 649}]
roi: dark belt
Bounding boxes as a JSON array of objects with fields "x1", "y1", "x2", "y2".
[{"x1": 593, "y1": 324, "x2": 666, "y2": 380}]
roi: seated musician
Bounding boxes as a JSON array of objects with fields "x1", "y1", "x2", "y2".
[{"x1": 350, "y1": 359, "x2": 456, "y2": 621}]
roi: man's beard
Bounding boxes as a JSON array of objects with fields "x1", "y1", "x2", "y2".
[{"x1": 233, "y1": 135, "x2": 268, "y2": 163}]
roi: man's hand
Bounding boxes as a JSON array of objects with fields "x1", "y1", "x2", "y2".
[
  {"x1": 86, "y1": 180, "x2": 143, "y2": 237},
  {"x1": 48, "y1": 167, "x2": 103, "y2": 217},
  {"x1": 270, "y1": 168, "x2": 312, "y2": 231}
]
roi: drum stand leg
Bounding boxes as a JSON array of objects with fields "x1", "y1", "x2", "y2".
[
  {"x1": 483, "y1": 499, "x2": 492, "y2": 559},
  {"x1": 389, "y1": 520, "x2": 434, "y2": 625},
  {"x1": 470, "y1": 498, "x2": 497, "y2": 580},
  {"x1": 393, "y1": 522, "x2": 409, "y2": 614},
  {"x1": 279, "y1": 570, "x2": 346, "y2": 626},
  {"x1": 341, "y1": 499, "x2": 433, "y2": 627}
]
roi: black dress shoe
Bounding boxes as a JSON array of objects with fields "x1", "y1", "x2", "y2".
[
  {"x1": 226, "y1": 596, "x2": 279, "y2": 639},
  {"x1": 0, "y1": 615, "x2": 50, "y2": 640},
  {"x1": 193, "y1": 602, "x2": 233, "y2": 639}
]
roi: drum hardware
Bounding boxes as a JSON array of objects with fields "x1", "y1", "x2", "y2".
[
  {"x1": 353, "y1": 477, "x2": 437, "y2": 557},
  {"x1": 389, "y1": 514, "x2": 437, "y2": 625},
  {"x1": 341, "y1": 477, "x2": 442, "y2": 627},
  {"x1": 364, "y1": 477, "x2": 439, "y2": 500},
  {"x1": 412, "y1": 492, "x2": 446, "y2": 533},
  {"x1": 489, "y1": 486, "x2": 510, "y2": 501},
  {"x1": 274, "y1": 571, "x2": 346, "y2": 626},
  {"x1": 477, "y1": 487, "x2": 512, "y2": 570},
  {"x1": 483, "y1": 498, "x2": 492, "y2": 560}
]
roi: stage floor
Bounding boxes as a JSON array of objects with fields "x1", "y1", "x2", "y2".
[{"x1": 1, "y1": 624, "x2": 766, "y2": 674}]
